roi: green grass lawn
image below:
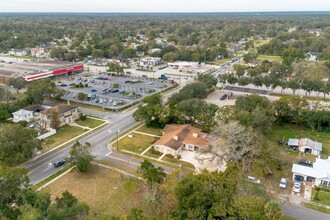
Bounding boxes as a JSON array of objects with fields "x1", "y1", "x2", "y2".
[
  {"x1": 253, "y1": 39, "x2": 270, "y2": 47},
  {"x1": 41, "y1": 125, "x2": 85, "y2": 152},
  {"x1": 312, "y1": 188, "x2": 330, "y2": 206},
  {"x1": 302, "y1": 202, "x2": 330, "y2": 214},
  {"x1": 256, "y1": 55, "x2": 283, "y2": 62},
  {"x1": 46, "y1": 165, "x2": 146, "y2": 219},
  {"x1": 162, "y1": 156, "x2": 195, "y2": 169},
  {"x1": 75, "y1": 117, "x2": 105, "y2": 128},
  {"x1": 268, "y1": 124, "x2": 330, "y2": 156},
  {"x1": 136, "y1": 125, "x2": 162, "y2": 136},
  {"x1": 117, "y1": 133, "x2": 158, "y2": 154},
  {"x1": 144, "y1": 148, "x2": 162, "y2": 159}
]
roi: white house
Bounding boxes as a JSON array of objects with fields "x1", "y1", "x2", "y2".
[
  {"x1": 12, "y1": 109, "x2": 34, "y2": 123},
  {"x1": 31, "y1": 47, "x2": 49, "y2": 58},
  {"x1": 9, "y1": 48, "x2": 30, "y2": 57},
  {"x1": 292, "y1": 157, "x2": 330, "y2": 187},
  {"x1": 288, "y1": 138, "x2": 322, "y2": 156}
]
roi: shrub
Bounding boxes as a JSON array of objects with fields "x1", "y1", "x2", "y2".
[
  {"x1": 166, "y1": 154, "x2": 174, "y2": 158},
  {"x1": 20, "y1": 121, "x2": 28, "y2": 127},
  {"x1": 80, "y1": 114, "x2": 87, "y2": 121},
  {"x1": 113, "y1": 83, "x2": 119, "y2": 88},
  {"x1": 150, "y1": 146, "x2": 162, "y2": 155},
  {"x1": 177, "y1": 154, "x2": 182, "y2": 159}
]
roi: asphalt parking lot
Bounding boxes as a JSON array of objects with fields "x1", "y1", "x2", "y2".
[{"x1": 59, "y1": 73, "x2": 174, "y2": 110}]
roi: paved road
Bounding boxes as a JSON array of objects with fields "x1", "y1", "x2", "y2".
[
  {"x1": 283, "y1": 203, "x2": 330, "y2": 220},
  {"x1": 25, "y1": 108, "x2": 138, "y2": 185}
]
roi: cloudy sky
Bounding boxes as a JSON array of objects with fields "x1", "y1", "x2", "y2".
[{"x1": 0, "y1": 0, "x2": 329, "y2": 12}]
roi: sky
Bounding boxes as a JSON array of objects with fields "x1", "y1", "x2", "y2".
[{"x1": 0, "y1": 0, "x2": 329, "y2": 13}]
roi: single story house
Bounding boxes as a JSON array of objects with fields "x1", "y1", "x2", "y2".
[
  {"x1": 292, "y1": 157, "x2": 330, "y2": 187},
  {"x1": 288, "y1": 138, "x2": 322, "y2": 156},
  {"x1": 153, "y1": 124, "x2": 210, "y2": 157},
  {"x1": 12, "y1": 109, "x2": 34, "y2": 123},
  {"x1": 9, "y1": 48, "x2": 31, "y2": 57},
  {"x1": 40, "y1": 104, "x2": 80, "y2": 128}
]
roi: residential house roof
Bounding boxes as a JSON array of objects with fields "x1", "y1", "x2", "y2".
[
  {"x1": 12, "y1": 109, "x2": 34, "y2": 116},
  {"x1": 24, "y1": 104, "x2": 43, "y2": 112},
  {"x1": 41, "y1": 104, "x2": 77, "y2": 115},
  {"x1": 292, "y1": 158, "x2": 330, "y2": 179},
  {"x1": 153, "y1": 124, "x2": 209, "y2": 151},
  {"x1": 288, "y1": 138, "x2": 322, "y2": 152}
]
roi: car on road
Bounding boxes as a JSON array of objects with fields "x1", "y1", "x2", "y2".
[
  {"x1": 279, "y1": 178, "x2": 287, "y2": 189},
  {"x1": 119, "y1": 90, "x2": 126, "y2": 94},
  {"x1": 111, "y1": 89, "x2": 119, "y2": 93},
  {"x1": 72, "y1": 93, "x2": 77, "y2": 98},
  {"x1": 91, "y1": 89, "x2": 97, "y2": 92},
  {"x1": 53, "y1": 159, "x2": 66, "y2": 168},
  {"x1": 99, "y1": 99, "x2": 104, "y2": 104},
  {"x1": 293, "y1": 182, "x2": 301, "y2": 193}
]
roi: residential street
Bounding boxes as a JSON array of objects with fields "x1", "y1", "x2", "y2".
[
  {"x1": 25, "y1": 108, "x2": 139, "y2": 185},
  {"x1": 282, "y1": 203, "x2": 330, "y2": 220}
]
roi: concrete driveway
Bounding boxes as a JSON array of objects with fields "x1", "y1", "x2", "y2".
[{"x1": 180, "y1": 150, "x2": 227, "y2": 173}]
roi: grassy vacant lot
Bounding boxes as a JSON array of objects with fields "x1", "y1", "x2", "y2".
[
  {"x1": 46, "y1": 165, "x2": 145, "y2": 219},
  {"x1": 76, "y1": 117, "x2": 105, "y2": 129},
  {"x1": 136, "y1": 125, "x2": 162, "y2": 136},
  {"x1": 269, "y1": 124, "x2": 330, "y2": 156},
  {"x1": 256, "y1": 55, "x2": 283, "y2": 62},
  {"x1": 312, "y1": 188, "x2": 330, "y2": 206},
  {"x1": 302, "y1": 202, "x2": 330, "y2": 214},
  {"x1": 41, "y1": 126, "x2": 85, "y2": 151},
  {"x1": 253, "y1": 39, "x2": 270, "y2": 47},
  {"x1": 117, "y1": 133, "x2": 158, "y2": 154}
]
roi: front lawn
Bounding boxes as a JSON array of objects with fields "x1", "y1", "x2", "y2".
[
  {"x1": 76, "y1": 117, "x2": 105, "y2": 129},
  {"x1": 46, "y1": 165, "x2": 145, "y2": 219},
  {"x1": 136, "y1": 125, "x2": 162, "y2": 136},
  {"x1": 312, "y1": 188, "x2": 330, "y2": 206},
  {"x1": 41, "y1": 125, "x2": 85, "y2": 151},
  {"x1": 268, "y1": 124, "x2": 330, "y2": 156},
  {"x1": 117, "y1": 133, "x2": 158, "y2": 154}
]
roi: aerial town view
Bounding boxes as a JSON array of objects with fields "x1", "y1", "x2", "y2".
[{"x1": 1, "y1": 1, "x2": 330, "y2": 219}]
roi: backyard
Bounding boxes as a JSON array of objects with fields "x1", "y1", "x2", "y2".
[
  {"x1": 46, "y1": 165, "x2": 145, "y2": 219},
  {"x1": 41, "y1": 125, "x2": 85, "y2": 152},
  {"x1": 268, "y1": 124, "x2": 330, "y2": 156}
]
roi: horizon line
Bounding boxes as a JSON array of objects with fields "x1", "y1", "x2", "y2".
[{"x1": 0, "y1": 11, "x2": 329, "y2": 14}]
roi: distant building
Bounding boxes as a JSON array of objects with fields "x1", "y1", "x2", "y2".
[
  {"x1": 9, "y1": 48, "x2": 31, "y2": 57},
  {"x1": 292, "y1": 157, "x2": 330, "y2": 187},
  {"x1": 140, "y1": 57, "x2": 162, "y2": 66},
  {"x1": 307, "y1": 29, "x2": 322, "y2": 36},
  {"x1": 168, "y1": 61, "x2": 199, "y2": 73},
  {"x1": 288, "y1": 138, "x2": 322, "y2": 156},
  {"x1": 305, "y1": 52, "x2": 319, "y2": 62},
  {"x1": 153, "y1": 124, "x2": 210, "y2": 157},
  {"x1": 91, "y1": 58, "x2": 109, "y2": 66},
  {"x1": 31, "y1": 47, "x2": 49, "y2": 58},
  {"x1": 249, "y1": 60, "x2": 263, "y2": 68}
]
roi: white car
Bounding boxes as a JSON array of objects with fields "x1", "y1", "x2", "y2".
[
  {"x1": 279, "y1": 178, "x2": 287, "y2": 189},
  {"x1": 99, "y1": 99, "x2": 104, "y2": 104},
  {"x1": 293, "y1": 182, "x2": 301, "y2": 193}
]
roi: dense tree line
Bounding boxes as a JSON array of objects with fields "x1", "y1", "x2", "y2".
[{"x1": 134, "y1": 75, "x2": 218, "y2": 132}]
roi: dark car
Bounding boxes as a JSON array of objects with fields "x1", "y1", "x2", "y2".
[
  {"x1": 111, "y1": 89, "x2": 119, "y2": 93},
  {"x1": 220, "y1": 94, "x2": 228, "y2": 100},
  {"x1": 53, "y1": 159, "x2": 66, "y2": 168}
]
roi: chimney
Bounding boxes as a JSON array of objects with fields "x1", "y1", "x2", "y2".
[
  {"x1": 193, "y1": 133, "x2": 198, "y2": 138},
  {"x1": 173, "y1": 135, "x2": 178, "y2": 141}
]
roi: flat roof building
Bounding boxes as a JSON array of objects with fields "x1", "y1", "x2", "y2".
[{"x1": 0, "y1": 60, "x2": 84, "y2": 81}]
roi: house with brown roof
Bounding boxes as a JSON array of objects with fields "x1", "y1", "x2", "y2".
[
  {"x1": 153, "y1": 124, "x2": 210, "y2": 157},
  {"x1": 39, "y1": 104, "x2": 80, "y2": 129}
]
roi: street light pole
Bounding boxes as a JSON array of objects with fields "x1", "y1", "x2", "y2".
[{"x1": 116, "y1": 130, "x2": 119, "y2": 151}]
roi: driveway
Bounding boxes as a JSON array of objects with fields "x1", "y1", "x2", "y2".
[{"x1": 180, "y1": 150, "x2": 227, "y2": 173}]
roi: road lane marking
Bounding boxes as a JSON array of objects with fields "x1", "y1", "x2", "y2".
[{"x1": 27, "y1": 153, "x2": 66, "y2": 175}]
